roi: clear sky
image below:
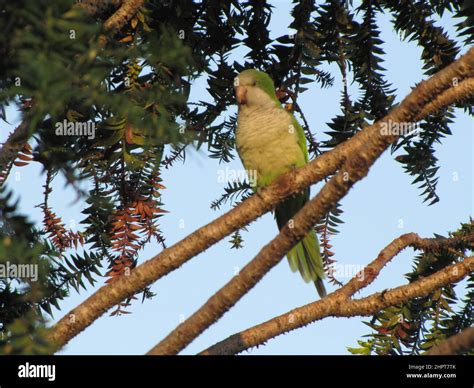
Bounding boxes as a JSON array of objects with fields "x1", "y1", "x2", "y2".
[{"x1": 1, "y1": 1, "x2": 472, "y2": 354}]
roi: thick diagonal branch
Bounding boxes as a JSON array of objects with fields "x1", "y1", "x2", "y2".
[
  {"x1": 426, "y1": 327, "x2": 474, "y2": 355},
  {"x1": 147, "y1": 156, "x2": 371, "y2": 354},
  {"x1": 200, "y1": 257, "x2": 474, "y2": 355},
  {"x1": 76, "y1": 0, "x2": 142, "y2": 33},
  {"x1": 48, "y1": 47, "x2": 474, "y2": 352},
  {"x1": 146, "y1": 48, "x2": 474, "y2": 354},
  {"x1": 150, "y1": 228, "x2": 473, "y2": 354},
  {"x1": 416, "y1": 77, "x2": 474, "y2": 120},
  {"x1": 103, "y1": 0, "x2": 144, "y2": 32}
]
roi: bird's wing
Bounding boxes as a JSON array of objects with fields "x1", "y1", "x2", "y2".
[{"x1": 291, "y1": 114, "x2": 309, "y2": 164}]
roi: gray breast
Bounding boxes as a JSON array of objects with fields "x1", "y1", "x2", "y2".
[{"x1": 236, "y1": 106, "x2": 303, "y2": 182}]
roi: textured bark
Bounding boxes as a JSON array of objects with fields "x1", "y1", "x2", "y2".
[
  {"x1": 426, "y1": 327, "x2": 474, "y2": 355},
  {"x1": 48, "y1": 47, "x2": 474, "y2": 353},
  {"x1": 103, "y1": 0, "x2": 144, "y2": 32},
  {"x1": 0, "y1": 119, "x2": 30, "y2": 187},
  {"x1": 146, "y1": 47, "x2": 474, "y2": 354},
  {"x1": 77, "y1": 0, "x2": 143, "y2": 48},
  {"x1": 200, "y1": 257, "x2": 474, "y2": 355},
  {"x1": 334, "y1": 233, "x2": 474, "y2": 298},
  {"x1": 416, "y1": 77, "x2": 474, "y2": 120},
  {"x1": 76, "y1": 0, "x2": 122, "y2": 16}
]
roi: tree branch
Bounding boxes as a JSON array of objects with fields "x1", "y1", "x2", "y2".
[
  {"x1": 47, "y1": 47, "x2": 474, "y2": 352},
  {"x1": 103, "y1": 0, "x2": 144, "y2": 32},
  {"x1": 146, "y1": 184, "x2": 472, "y2": 354},
  {"x1": 426, "y1": 327, "x2": 474, "y2": 355},
  {"x1": 47, "y1": 136, "x2": 345, "y2": 350},
  {"x1": 77, "y1": 0, "x2": 143, "y2": 50},
  {"x1": 416, "y1": 77, "x2": 474, "y2": 120},
  {"x1": 145, "y1": 48, "x2": 474, "y2": 354},
  {"x1": 335, "y1": 232, "x2": 474, "y2": 298},
  {"x1": 0, "y1": 119, "x2": 30, "y2": 187},
  {"x1": 149, "y1": 229, "x2": 473, "y2": 354},
  {"x1": 200, "y1": 257, "x2": 474, "y2": 355},
  {"x1": 75, "y1": 0, "x2": 122, "y2": 17},
  {"x1": 147, "y1": 158, "x2": 370, "y2": 354}
]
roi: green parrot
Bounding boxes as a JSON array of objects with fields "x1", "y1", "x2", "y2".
[{"x1": 234, "y1": 69, "x2": 326, "y2": 297}]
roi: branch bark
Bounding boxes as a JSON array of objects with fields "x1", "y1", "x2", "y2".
[
  {"x1": 200, "y1": 257, "x2": 474, "y2": 355},
  {"x1": 47, "y1": 47, "x2": 474, "y2": 352},
  {"x1": 77, "y1": 0, "x2": 144, "y2": 47},
  {"x1": 334, "y1": 232, "x2": 474, "y2": 298},
  {"x1": 146, "y1": 197, "x2": 472, "y2": 354},
  {"x1": 46, "y1": 134, "x2": 345, "y2": 350},
  {"x1": 0, "y1": 119, "x2": 31, "y2": 187},
  {"x1": 416, "y1": 77, "x2": 474, "y2": 120},
  {"x1": 76, "y1": 0, "x2": 122, "y2": 17},
  {"x1": 103, "y1": 0, "x2": 144, "y2": 32},
  {"x1": 145, "y1": 48, "x2": 474, "y2": 354},
  {"x1": 426, "y1": 327, "x2": 474, "y2": 355},
  {"x1": 78, "y1": 0, "x2": 144, "y2": 32}
]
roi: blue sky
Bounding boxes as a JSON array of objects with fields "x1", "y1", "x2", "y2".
[{"x1": 1, "y1": 1, "x2": 472, "y2": 354}]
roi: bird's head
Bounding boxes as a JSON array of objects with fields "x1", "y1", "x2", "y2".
[{"x1": 234, "y1": 69, "x2": 280, "y2": 109}]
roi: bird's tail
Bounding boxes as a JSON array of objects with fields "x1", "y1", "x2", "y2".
[
  {"x1": 275, "y1": 195, "x2": 326, "y2": 298},
  {"x1": 286, "y1": 230, "x2": 327, "y2": 298}
]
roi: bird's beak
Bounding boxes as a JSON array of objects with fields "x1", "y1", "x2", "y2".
[{"x1": 235, "y1": 85, "x2": 248, "y2": 105}]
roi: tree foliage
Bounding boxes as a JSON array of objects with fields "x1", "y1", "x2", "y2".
[
  {"x1": 0, "y1": 0, "x2": 472, "y2": 354},
  {"x1": 349, "y1": 221, "x2": 474, "y2": 355}
]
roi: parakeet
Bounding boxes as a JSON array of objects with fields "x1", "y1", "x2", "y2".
[{"x1": 234, "y1": 69, "x2": 326, "y2": 297}]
